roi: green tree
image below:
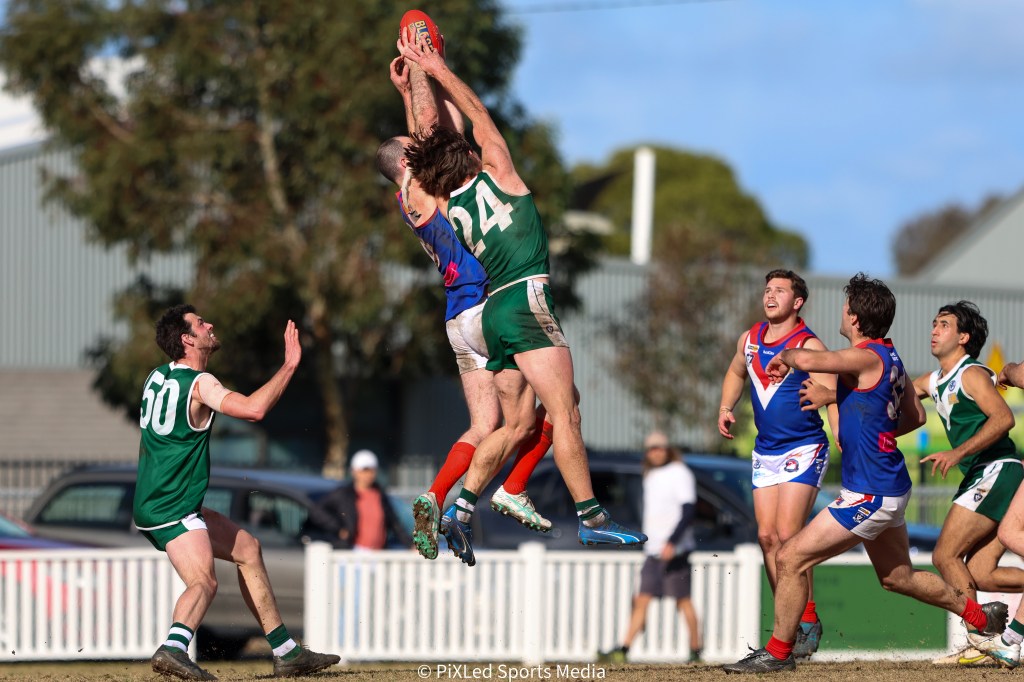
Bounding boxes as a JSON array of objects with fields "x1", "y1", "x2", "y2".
[
  {"x1": 574, "y1": 146, "x2": 808, "y2": 265},
  {"x1": 0, "y1": 0, "x2": 581, "y2": 476},
  {"x1": 591, "y1": 146, "x2": 808, "y2": 448}
]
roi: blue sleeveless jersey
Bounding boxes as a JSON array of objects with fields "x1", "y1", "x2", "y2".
[
  {"x1": 744, "y1": 320, "x2": 828, "y2": 455},
  {"x1": 835, "y1": 338, "x2": 912, "y2": 496},
  {"x1": 396, "y1": 191, "x2": 488, "y2": 321}
]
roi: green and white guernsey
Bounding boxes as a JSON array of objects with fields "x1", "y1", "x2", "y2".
[
  {"x1": 928, "y1": 355, "x2": 1019, "y2": 476},
  {"x1": 446, "y1": 171, "x2": 550, "y2": 290},
  {"x1": 134, "y1": 362, "x2": 215, "y2": 530}
]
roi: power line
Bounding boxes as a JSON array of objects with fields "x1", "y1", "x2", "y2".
[{"x1": 504, "y1": 0, "x2": 735, "y2": 15}]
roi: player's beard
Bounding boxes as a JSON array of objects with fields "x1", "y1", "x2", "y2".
[{"x1": 198, "y1": 334, "x2": 221, "y2": 354}]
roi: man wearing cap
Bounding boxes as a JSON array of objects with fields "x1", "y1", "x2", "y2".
[
  {"x1": 305, "y1": 450, "x2": 412, "y2": 550},
  {"x1": 599, "y1": 431, "x2": 701, "y2": 663}
]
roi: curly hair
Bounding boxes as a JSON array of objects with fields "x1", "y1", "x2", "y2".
[
  {"x1": 155, "y1": 303, "x2": 196, "y2": 361},
  {"x1": 937, "y1": 300, "x2": 988, "y2": 358},
  {"x1": 404, "y1": 127, "x2": 481, "y2": 198},
  {"x1": 844, "y1": 273, "x2": 896, "y2": 339}
]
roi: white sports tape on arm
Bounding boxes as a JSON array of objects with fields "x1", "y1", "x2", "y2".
[{"x1": 195, "y1": 373, "x2": 232, "y2": 413}]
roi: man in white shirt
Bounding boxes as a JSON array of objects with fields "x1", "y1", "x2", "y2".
[{"x1": 599, "y1": 431, "x2": 701, "y2": 663}]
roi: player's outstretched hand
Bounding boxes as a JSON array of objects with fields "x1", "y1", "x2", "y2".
[
  {"x1": 389, "y1": 56, "x2": 410, "y2": 95},
  {"x1": 765, "y1": 355, "x2": 791, "y2": 383},
  {"x1": 397, "y1": 26, "x2": 446, "y2": 77},
  {"x1": 283, "y1": 320, "x2": 301, "y2": 370},
  {"x1": 799, "y1": 378, "x2": 835, "y2": 411}
]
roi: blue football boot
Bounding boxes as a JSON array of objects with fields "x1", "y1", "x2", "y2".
[
  {"x1": 578, "y1": 514, "x2": 647, "y2": 546},
  {"x1": 439, "y1": 504, "x2": 476, "y2": 567}
]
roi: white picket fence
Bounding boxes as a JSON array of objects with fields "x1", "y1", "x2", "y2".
[
  {"x1": 302, "y1": 542, "x2": 763, "y2": 664},
  {"x1": 4, "y1": 543, "x2": 1007, "y2": 663},
  {"x1": 0, "y1": 548, "x2": 186, "y2": 660}
]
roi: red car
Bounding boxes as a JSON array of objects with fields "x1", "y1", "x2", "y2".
[{"x1": 0, "y1": 511, "x2": 81, "y2": 549}]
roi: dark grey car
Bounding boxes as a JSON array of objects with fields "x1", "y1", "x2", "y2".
[
  {"x1": 472, "y1": 452, "x2": 760, "y2": 552},
  {"x1": 22, "y1": 464, "x2": 411, "y2": 658},
  {"x1": 471, "y1": 451, "x2": 941, "y2": 555}
]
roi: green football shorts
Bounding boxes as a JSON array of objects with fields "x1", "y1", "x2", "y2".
[
  {"x1": 138, "y1": 511, "x2": 207, "y2": 551},
  {"x1": 952, "y1": 459, "x2": 1024, "y2": 522},
  {"x1": 482, "y1": 279, "x2": 568, "y2": 371}
]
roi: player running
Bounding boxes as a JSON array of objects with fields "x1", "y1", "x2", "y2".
[
  {"x1": 723, "y1": 274, "x2": 1008, "y2": 673},
  {"x1": 912, "y1": 302, "x2": 1024, "y2": 665}
]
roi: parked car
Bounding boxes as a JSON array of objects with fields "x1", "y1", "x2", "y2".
[
  {"x1": 472, "y1": 452, "x2": 758, "y2": 552},
  {"x1": 22, "y1": 464, "x2": 412, "y2": 658},
  {"x1": 0, "y1": 510, "x2": 84, "y2": 550},
  {"x1": 471, "y1": 451, "x2": 941, "y2": 555}
]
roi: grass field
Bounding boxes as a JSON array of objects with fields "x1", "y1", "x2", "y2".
[{"x1": 0, "y1": 659, "x2": 1005, "y2": 681}]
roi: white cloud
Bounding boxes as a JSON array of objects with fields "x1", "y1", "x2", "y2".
[
  {"x1": 0, "y1": 56, "x2": 143, "y2": 151},
  {"x1": 0, "y1": 76, "x2": 45, "y2": 150}
]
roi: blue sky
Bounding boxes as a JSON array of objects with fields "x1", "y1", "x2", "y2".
[{"x1": 501, "y1": 0, "x2": 1024, "y2": 276}]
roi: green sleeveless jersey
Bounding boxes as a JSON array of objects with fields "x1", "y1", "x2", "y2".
[
  {"x1": 928, "y1": 355, "x2": 1019, "y2": 475},
  {"x1": 446, "y1": 171, "x2": 549, "y2": 290},
  {"x1": 133, "y1": 363, "x2": 215, "y2": 528}
]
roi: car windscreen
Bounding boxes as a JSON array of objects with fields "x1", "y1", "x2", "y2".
[
  {"x1": 0, "y1": 514, "x2": 31, "y2": 538},
  {"x1": 36, "y1": 483, "x2": 133, "y2": 528},
  {"x1": 688, "y1": 461, "x2": 754, "y2": 509}
]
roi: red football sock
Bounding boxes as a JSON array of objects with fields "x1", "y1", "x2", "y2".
[
  {"x1": 765, "y1": 635, "x2": 794, "y2": 660},
  {"x1": 502, "y1": 419, "x2": 553, "y2": 495},
  {"x1": 428, "y1": 441, "x2": 475, "y2": 504},
  {"x1": 960, "y1": 598, "x2": 988, "y2": 632},
  {"x1": 801, "y1": 600, "x2": 817, "y2": 624}
]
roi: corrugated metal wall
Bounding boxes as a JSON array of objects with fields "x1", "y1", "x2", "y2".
[
  {"x1": 800, "y1": 274, "x2": 1024, "y2": 377},
  {"x1": 563, "y1": 264, "x2": 1024, "y2": 451},
  {"x1": 0, "y1": 142, "x2": 193, "y2": 368}
]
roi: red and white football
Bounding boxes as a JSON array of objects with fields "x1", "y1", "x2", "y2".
[{"x1": 400, "y1": 9, "x2": 445, "y2": 58}]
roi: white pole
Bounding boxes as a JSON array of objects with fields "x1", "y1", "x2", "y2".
[
  {"x1": 303, "y1": 541, "x2": 333, "y2": 654},
  {"x1": 630, "y1": 146, "x2": 656, "y2": 265},
  {"x1": 520, "y1": 542, "x2": 546, "y2": 665}
]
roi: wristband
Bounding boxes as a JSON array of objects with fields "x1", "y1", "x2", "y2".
[{"x1": 719, "y1": 406, "x2": 733, "y2": 414}]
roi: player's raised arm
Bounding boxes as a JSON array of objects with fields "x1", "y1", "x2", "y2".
[
  {"x1": 397, "y1": 28, "x2": 525, "y2": 193},
  {"x1": 388, "y1": 57, "x2": 419, "y2": 135},
  {"x1": 436, "y1": 80, "x2": 465, "y2": 135},
  {"x1": 390, "y1": 51, "x2": 458, "y2": 139},
  {"x1": 408, "y1": 61, "x2": 440, "y2": 135},
  {"x1": 199, "y1": 320, "x2": 301, "y2": 422}
]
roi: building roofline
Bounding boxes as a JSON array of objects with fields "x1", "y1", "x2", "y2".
[
  {"x1": 915, "y1": 185, "x2": 1024, "y2": 281},
  {"x1": 0, "y1": 138, "x2": 50, "y2": 166}
]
